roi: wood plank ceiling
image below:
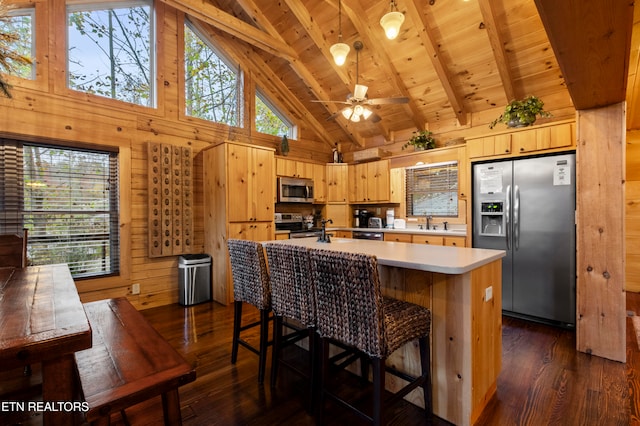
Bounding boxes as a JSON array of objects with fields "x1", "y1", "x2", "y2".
[{"x1": 164, "y1": 0, "x2": 636, "y2": 149}]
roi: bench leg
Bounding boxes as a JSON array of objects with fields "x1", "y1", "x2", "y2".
[{"x1": 161, "y1": 389, "x2": 182, "y2": 425}]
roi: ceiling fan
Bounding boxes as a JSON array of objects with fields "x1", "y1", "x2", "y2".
[{"x1": 313, "y1": 41, "x2": 409, "y2": 123}]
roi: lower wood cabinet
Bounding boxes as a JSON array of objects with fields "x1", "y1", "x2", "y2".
[
  {"x1": 412, "y1": 234, "x2": 444, "y2": 245},
  {"x1": 384, "y1": 233, "x2": 412, "y2": 243},
  {"x1": 333, "y1": 230, "x2": 352, "y2": 238},
  {"x1": 444, "y1": 236, "x2": 466, "y2": 247}
]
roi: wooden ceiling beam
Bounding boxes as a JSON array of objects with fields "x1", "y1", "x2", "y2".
[
  {"x1": 340, "y1": 0, "x2": 426, "y2": 134},
  {"x1": 534, "y1": 0, "x2": 634, "y2": 110},
  {"x1": 160, "y1": 0, "x2": 298, "y2": 62},
  {"x1": 279, "y1": 0, "x2": 366, "y2": 146},
  {"x1": 477, "y1": 0, "x2": 516, "y2": 102},
  {"x1": 403, "y1": 1, "x2": 468, "y2": 125}
]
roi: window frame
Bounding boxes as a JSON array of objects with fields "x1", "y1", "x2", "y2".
[
  {"x1": 0, "y1": 139, "x2": 121, "y2": 279},
  {"x1": 66, "y1": 0, "x2": 156, "y2": 108},
  {"x1": 255, "y1": 87, "x2": 296, "y2": 139},
  {"x1": 405, "y1": 160, "x2": 459, "y2": 218},
  {"x1": 182, "y1": 19, "x2": 241, "y2": 126}
]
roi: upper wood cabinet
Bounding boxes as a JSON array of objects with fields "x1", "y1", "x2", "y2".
[
  {"x1": 228, "y1": 144, "x2": 275, "y2": 222},
  {"x1": 275, "y1": 157, "x2": 314, "y2": 179},
  {"x1": 326, "y1": 163, "x2": 348, "y2": 203},
  {"x1": 468, "y1": 121, "x2": 575, "y2": 160},
  {"x1": 313, "y1": 163, "x2": 327, "y2": 203},
  {"x1": 390, "y1": 168, "x2": 404, "y2": 204},
  {"x1": 348, "y1": 159, "x2": 391, "y2": 203}
]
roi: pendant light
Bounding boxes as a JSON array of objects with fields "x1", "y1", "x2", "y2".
[
  {"x1": 380, "y1": 1, "x2": 404, "y2": 40},
  {"x1": 330, "y1": 0, "x2": 350, "y2": 66}
]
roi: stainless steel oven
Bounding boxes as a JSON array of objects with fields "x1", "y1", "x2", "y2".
[{"x1": 277, "y1": 177, "x2": 314, "y2": 203}]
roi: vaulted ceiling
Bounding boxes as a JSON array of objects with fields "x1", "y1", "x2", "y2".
[{"x1": 163, "y1": 0, "x2": 636, "y2": 150}]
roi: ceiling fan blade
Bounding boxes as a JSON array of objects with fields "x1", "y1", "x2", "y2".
[
  {"x1": 367, "y1": 97, "x2": 410, "y2": 105},
  {"x1": 312, "y1": 99, "x2": 350, "y2": 105}
]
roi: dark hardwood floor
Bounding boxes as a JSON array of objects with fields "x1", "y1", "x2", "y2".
[{"x1": 2, "y1": 293, "x2": 639, "y2": 425}]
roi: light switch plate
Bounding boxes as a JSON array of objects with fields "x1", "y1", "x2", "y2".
[
  {"x1": 132, "y1": 283, "x2": 140, "y2": 295},
  {"x1": 485, "y1": 286, "x2": 493, "y2": 302}
]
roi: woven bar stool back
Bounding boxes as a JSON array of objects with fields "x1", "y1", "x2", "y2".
[
  {"x1": 227, "y1": 239, "x2": 272, "y2": 384},
  {"x1": 264, "y1": 243, "x2": 318, "y2": 403},
  {"x1": 309, "y1": 248, "x2": 433, "y2": 425}
]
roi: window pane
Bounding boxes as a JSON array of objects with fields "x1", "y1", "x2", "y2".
[
  {"x1": 184, "y1": 23, "x2": 238, "y2": 126},
  {"x1": 23, "y1": 144, "x2": 119, "y2": 278},
  {"x1": 67, "y1": 1, "x2": 153, "y2": 107},
  {"x1": 255, "y1": 91, "x2": 292, "y2": 137},
  {"x1": 0, "y1": 8, "x2": 35, "y2": 79},
  {"x1": 406, "y1": 161, "x2": 458, "y2": 217}
]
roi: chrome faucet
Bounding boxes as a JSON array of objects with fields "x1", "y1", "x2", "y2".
[
  {"x1": 426, "y1": 215, "x2": 433, "y2": 230},
  {"x1": 317, "y1": 218, "x2": 333, "y2": 243}
]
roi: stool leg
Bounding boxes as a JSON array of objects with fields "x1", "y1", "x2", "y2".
[
  {"x1": 270, "y1": 315, "x2": 283, "y2": 388},
  {"x1": 419, "y1": 336, "x2": 433, "y2": 418},
  {"x1": 372, "y1": 358, "x2": 385, "y2": 426},
  {"x1": 231, "y1": 301, "x2": 243, "y2": 364},
  {"x1": 257, "y1": 308, "x2": 270, "y2": 384}
]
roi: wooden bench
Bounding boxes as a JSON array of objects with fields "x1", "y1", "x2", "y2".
[{"x1": 75, "y1": 298, "x2": 196, "y2": 425}]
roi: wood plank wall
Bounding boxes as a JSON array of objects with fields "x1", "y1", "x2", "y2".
[
  {"x1": 576, "y1": 103, "x2": 626, "y2": 362},
  {"x1": 627, "y1": 129, "x2": 640, "y2": 292},
  {"x1": 0, "y1": 1, "x2": 330, "y2": 310}
]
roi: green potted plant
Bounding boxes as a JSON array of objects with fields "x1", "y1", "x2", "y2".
[
  {"x1": 402, "y1": 130, "x2": 436, "y2": 151},
  {"x1": 489, "y1": 95, "x2": 552, "y2": 129}
]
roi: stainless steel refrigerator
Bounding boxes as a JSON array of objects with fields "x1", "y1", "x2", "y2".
[{"x1": 472, "y1": 153, "x2": 576, "y2": 327}]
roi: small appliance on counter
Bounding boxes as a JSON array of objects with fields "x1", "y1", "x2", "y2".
[
  {"x1": 368, "y1": 217, "x2": 383, "y2": 229},
  {"x1": 386, "y1": 209, "x2": 395, "y2": 228},
  {"x1": 358, "y1": 210, "x2": 373, "y2": 228},
  {"x1": 393, "y1": 218, "x2": 406, "y2": 229}
]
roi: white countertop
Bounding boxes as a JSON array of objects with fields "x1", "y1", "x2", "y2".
[
  {"x1": 330, "y1": 227, "x2": 468, "y2": 237},
  {"x1": 264, "y1": 237, "x2": 504, "y2": 275}
]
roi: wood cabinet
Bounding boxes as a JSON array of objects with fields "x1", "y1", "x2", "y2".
[
  {"x1": 384, "y1": 233, "x2": 412, "y2": 243},
  {"x1": 468, "y1": 134, "x2": 512, "y2": 159},
  {"x1": 389, "y1": 168, "x2": 404, "y2": 203},
  {"x1": 313, "y1": 163, "x2": 327, "y2": 203},
  {"x1": 412, "y1": 234, "x2": 444, "y2": 245},
  {"x1": 203, "y1": 141, "x2": 275, "y2": 305},
  {"x1": 444, "y1": 236, "x2": 466, "y2": 247},
  {"x1": 326, "y1": 163, "x2": 348, "y2": 203},
  {"x1": 334, "y1": 230, "x2": 352, "y2": 238},
  {"x1": 324, "y1": 203, "x2": 351, "y2": 227},
  {"x1": 348, "y1": 159, "x2": 390, "y2": 203},
  {"x1": 469, "y1": 121, "x2": 575, "y2": 160},
  {"x1": 275, "y1": 157, "x2": 313, "y2": 179},
  {"x1": 512, "y1": 122, "x2": 574, "y2": 153}
]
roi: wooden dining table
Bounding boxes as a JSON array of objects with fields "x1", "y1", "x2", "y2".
[{"x1": 0, "y1": 264, "x2": 92, "y2": 425}]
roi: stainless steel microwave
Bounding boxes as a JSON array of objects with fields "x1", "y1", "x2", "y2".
[{"x1": 277, "y1": 177, "x2": 314, "y2": 203}]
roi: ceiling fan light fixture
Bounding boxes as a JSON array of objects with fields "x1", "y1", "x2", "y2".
[
  {"x1": 362, "y1": 107, "x2": 373, "y2": 120},
  {"x1": 342, "y1": 107, "x2": 354, "y2": 120},
  {"x1": 330, "y1": 42, "x2": 350, "y2": 66},
  {"x1": 353, "y1": 84, "x2": 368, "y2": 99},
  {"x1": 380, "y1": 1, "x2": 404, "y2": 40}
]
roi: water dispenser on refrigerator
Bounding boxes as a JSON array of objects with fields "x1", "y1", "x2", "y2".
[{"x1": 480, "y1": 201, "x2": 504, "y2": 236}]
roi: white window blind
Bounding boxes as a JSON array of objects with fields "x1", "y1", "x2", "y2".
[
  {"x1": 0, "y1": 140, "x2": 120, "y2": 278},
  {"x1": 405, "y1": 161, "x2": 458, "y2": 217}
]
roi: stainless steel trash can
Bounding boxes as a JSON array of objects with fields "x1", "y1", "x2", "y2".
[{"x1": 178, "y1": 254, "x2": 211, "y2": 306}]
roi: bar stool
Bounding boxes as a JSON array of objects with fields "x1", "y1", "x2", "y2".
[
  {"x1": 264, "y1": 243, "x2": 317, "y2": 405},
  {"x1": 309, "y1": 249, "x2": 433, "y2": 425},
  {"x1": 227, "y1": 239, "x2": 272, "y2": 384}
]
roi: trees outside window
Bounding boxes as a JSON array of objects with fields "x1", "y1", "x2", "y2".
[
  {"x1": 0, "y1": 5, "x2": 34, "y2": 96},
  {"x1": 255, "y1": 89, "x2": 294, "y2": 138},
  {"x1": 67, "y1": 1, "x2": 154, "y2": 107},
  {"x1": 184, "y1": 22, "x2": 239, "y2": 126}
]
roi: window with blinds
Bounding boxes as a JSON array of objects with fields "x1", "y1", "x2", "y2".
[
  {"x1": 0, "y1": 140, "x2": 119, "y2": 278},
  {"x1": 405, "y1": 161, "x2": 458, "y2": 217}
]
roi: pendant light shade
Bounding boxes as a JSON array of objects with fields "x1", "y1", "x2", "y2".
[
  {"x1": 380, "y1": 1, "x2": 404, "y2": 40},
  {"x1": 331, "y1": 0, "x2": 349, "y2": 66},
  {"x1": 330, "y1": 42, "x2": 350, "y2": 66}
]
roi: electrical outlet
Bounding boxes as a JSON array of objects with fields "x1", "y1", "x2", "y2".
[
  {"x1": 132, "y1": 283, "x2": 140, "y2": 295},
  {"x1": 485, "y1": 286, "x2": 493, "y2": 302}
]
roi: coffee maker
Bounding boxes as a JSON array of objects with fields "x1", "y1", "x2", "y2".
[
  {"x1": 358, "y1": 209, "x2": 373, "y2": 228},
  {"x1": 386, "y1": 209, "x2": 395, "y2": 228}
]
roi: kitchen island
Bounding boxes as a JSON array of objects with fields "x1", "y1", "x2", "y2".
[{"x1": 264, "y1": 237, "x2": 505, "y2": 426}]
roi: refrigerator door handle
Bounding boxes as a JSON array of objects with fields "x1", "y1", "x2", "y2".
[
  {"x1": 506, "y1": 185, "x2": 511, "y2": 250},
  {"x1": 514, "y1": 185, "x2": 520, "y2": 250}
]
